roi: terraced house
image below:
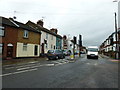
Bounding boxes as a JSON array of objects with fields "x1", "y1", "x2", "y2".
[
  {"x1": 0, "y1": 16, "x2": 41, "y2": 59},
  {"x1": 26, "y1": 20, "x2": 62, "y2": 56},
  {"x1": 99, "y1": 30, "x2": 120, "y2": 59}
]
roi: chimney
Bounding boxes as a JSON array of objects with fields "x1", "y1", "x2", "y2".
[
  {"x1": 37, "y1": 20, "x2": 44, "y2": 27},
  {"x1": 50, "y1": 28, "x2": 58, "y2": 34}
]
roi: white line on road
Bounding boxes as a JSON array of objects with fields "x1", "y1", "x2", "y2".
[
  {"x1": 17, "y1": 67, "x2": 31, "y2": 70},
  {"x1": 1, "y1": 68, "x2": 38, "y2": 77},
  {"x1": 28, "y1": 61, "x2": 39, "y2": 64},
  {"x1": 4, "y1": 67, "x2": 15, "y2": 69},
  {"x1": 4, "y1": 63, "x2": 40, "y2": 70},
  {"x1": 43, "y1": 64, "x2": 54, "y2": 66}
]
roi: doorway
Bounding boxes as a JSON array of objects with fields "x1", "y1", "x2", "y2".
[{"x1": 7, "y1": 44, "x2": 13, "y2": 58}]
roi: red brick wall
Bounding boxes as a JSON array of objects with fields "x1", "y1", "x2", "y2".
[{"x1": 0, "y1": 25, "x2": 18, "y2": 59}]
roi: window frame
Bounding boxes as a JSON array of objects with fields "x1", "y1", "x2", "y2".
[
  {"x1": 0, "y1": 43, "x2": 3, "y2": 55},
  {"x1": 0, "y1": 26, "x2": 5, "y2": 37},
  {"x1": 23, "y1": 43, "x2": 27, "y2": 51},
  {"x1": 23, "y1": 30, "x2": 29, "y2": 38},
  {"x1": 46, "y1": 33, "x2": 48, "y2": 39}
]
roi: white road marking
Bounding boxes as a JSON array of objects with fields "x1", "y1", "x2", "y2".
[
  {"x1": 16, "y1": 64, "x2": 37, "y2": 68},
  {"x1": 17, "y1": 67, "x2": 31, "y2": 70},
  {"x1": 5, "y1": 67, "x2": 14, "y2": 69},
  {"x1": 17, "y1": 64, "x2": 54, "y2": 70},
  {"x1": 0, "y1": 73, "x2": 12, "y2": 77},
  {"x1": 86, "y1": 63, "x2": 90, "y2": 65},
  {"x1": 44, "y1": 64, "x2": 55, "y2": 66},
  {"x1": 1, "y1": 68, "x2": 38, "y2": 77},
  {"x1": 29, "y1": 61, "x2": 39, "y2": 63},
  {"x1": 94, "y1": 63, "x2": 98, "y2": 66},
  {"x1": 52, "y1": 61, "x2": 62, "y2": 64}
]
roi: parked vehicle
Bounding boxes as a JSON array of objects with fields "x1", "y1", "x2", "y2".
[
  {"x1": 80, "y1": 51, "x2": 86, "y2": 54},
  {"x1": 47, "y1": 50, "x2": 65, "y2": 60},
  {"x1": 74, "y1": 50, "x2": 79, "y2": 55},
  {"x1": 63, "y1": 50, "x2": 71, "y2": 56},
  {"x1": 87, "y1": 46, "x2": 99, "y2": 59}
]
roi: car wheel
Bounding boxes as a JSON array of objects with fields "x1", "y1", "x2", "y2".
[
  {"x1": 61, "y1": 55, "x2": 65, "y2": 59},
  {"x1": 48, "y1": 58, "x2": 51, "y2": 60},
  {"x1": 55, "y1": 56, "x2": 59, "y2": 60},
  {"x1": 87, "y1": 56, "x2": 89, "y2": 59}
]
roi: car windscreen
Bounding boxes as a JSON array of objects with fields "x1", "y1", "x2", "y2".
[
  {"x1": 88, "y1": 48, "x2": 98, "y2": 52},
  {"x1": 55, "y1": 50, "x2": 61, "y2": 53},
  {"x1": 47, "y1": 50, "x2": 54, "y2": 54}
]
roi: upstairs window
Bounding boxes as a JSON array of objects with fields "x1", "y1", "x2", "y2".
[
  {"x1": 51, "y1": 35, "x2": 53, "y2": 40},
  {"x1": 23, "y1": 30, "x2": 29, "y2": 38},
  {"x1": 46, "y1": 33, "x2": 48, "y2": 39},
  {"x1": 0, "y1": 26, "x2": 5, "y2": 37}
]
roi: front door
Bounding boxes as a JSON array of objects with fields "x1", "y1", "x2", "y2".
[
  {"x1": 41, "y1": 43, "x2": 44, "y2": 54},
  {"x1": 34, "y1": 45, "x2": 38, "y2": 55},
  {"x1": 7, "y1": 46, "x2": 13, "y2": 58}
]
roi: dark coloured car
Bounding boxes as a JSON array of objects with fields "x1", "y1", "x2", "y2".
[{"x1": 47, "y1": 50, "x2": 65, "y2": 60}]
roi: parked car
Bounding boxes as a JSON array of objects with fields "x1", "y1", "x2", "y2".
[
  {"x1": 47, "y1": 50, "x2": 65, "y2": 60},
  {"x1": 74, "y1": 50, "x2": 79, "y2": 55},
  {"x1": 80, "y1": 51, "x2": 86, "y2": 54},
  {"x1": 63, "y1": 50, "x2": 71, "y2": 56}
]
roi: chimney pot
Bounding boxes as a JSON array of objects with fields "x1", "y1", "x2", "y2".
[{"x1": 37, "y1": 20, "x2": 44, "y2": 27}]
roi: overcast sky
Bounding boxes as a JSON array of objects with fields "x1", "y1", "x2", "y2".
[{"x1": 0, "y1": 0, "x2": 119, "y2": 47}]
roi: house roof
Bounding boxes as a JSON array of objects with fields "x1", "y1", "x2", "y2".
[
  {"x1": 0, "y1": 16, "x2": 41, "y2": 34},
  {"x1": 26, "y1": 21, "x2": 62, "y2": 39},
  {"x1": 0, "y1": 16, "x2": 18, "y2": 27},
  {"x1": 13, "y1": 20, "x2": 41, "y2": 33}
]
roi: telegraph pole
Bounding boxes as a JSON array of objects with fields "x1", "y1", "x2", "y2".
[
  {"x1": 79, "y1": 35, "x2": 82, "y2": 57},
  {"x1": 73, "y1": 36, "x2": 77, "y2": 59},
  {"x1": 114, "y1": 12, "x2": 119, "y2": 59}
]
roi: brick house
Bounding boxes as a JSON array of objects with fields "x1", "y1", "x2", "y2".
[
  {"x1": 0, "y1": 17, "x2": 18, "y2": 59},
  {"x1": 0, "y1": 16, "x2": 41, "y2": 59}
]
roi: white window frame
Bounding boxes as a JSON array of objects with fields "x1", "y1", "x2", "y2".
[
  {"x1": 23, "y1": 30, "x2": 29, "y2": 38},
  {"x1": 0, "y1": 43, "x2": 3, "y2": 54},
  {"x1": 0, "y1": 26, "x2": 5, "y2": 37},
  {"x1": 23, "y1": 43, "x2": 27, "y2": 51},
  {"x1": 51, "y1": 35, "x2": 53, "y2": 40},
  {"x1": 46, "y1": 33, "x2": 48, "y2": 39}
]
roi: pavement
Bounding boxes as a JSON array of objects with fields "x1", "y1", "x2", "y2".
[
  {"x1": 2, "y1": 57, "x2": 48, "y2": 66},
  {"x1": 100, "y1": 54, "x2": 120, "y2": 62},
  {"x1": 2, "y1": 55, "x2": 82, "y2": 66}
]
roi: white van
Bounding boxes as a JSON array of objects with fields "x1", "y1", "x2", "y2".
[{"x1": 87, "y1": 46, "x2": 99, "y2": 59}]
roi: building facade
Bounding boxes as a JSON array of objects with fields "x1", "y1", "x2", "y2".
[
  {"x1": 99, "y1": 31, "x2": 120, "y2": 59},
  {"x1": 0, "y1": 17, "x2": 41, "y2": 59},
  {"x1": 26, "y1": 20, "x2": 62, "y2": 55}
]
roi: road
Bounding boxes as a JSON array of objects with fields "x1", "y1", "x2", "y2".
[{"x1": 2, "y1": 54, "x2": 118, "y2": 88}]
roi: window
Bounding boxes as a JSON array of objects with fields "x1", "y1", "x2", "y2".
[
  {"x1": 23, "y1": 43, "x2": 27, "y2": 51},
  {"x1": 0, "y1": 26, "x2": 5, "y2": 37},
  {"x1": 46, "y1": 44, "x2": 48, "y2": 49},
  {"x1": 54, "y1": 46, "x2": 55, "y2": 49},
  {"x1": 23, "y1": 30, "x2": 29, "y2": 38},
  {"x1": 51, "y1": 44, "x2": 53, "y2": 49},
  {"x1": 0, "y1": 43, "x2": 3, "y2": 55},
  {"x1": 51, "y1": 35, "x2": 53, "y2": 40},
  {"x1": 46, "y1": 33, "x2": 48, "y2": 39}
]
